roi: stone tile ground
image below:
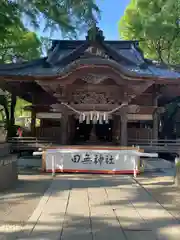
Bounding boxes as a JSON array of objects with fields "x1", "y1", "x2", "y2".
[
  {"x1": 0, "y1": 174, "x2": 180, "y2": 240},
  {"x1": 0, "y1": 169, "x2": 52, "y2": 238},
  {"x1": 136, "y1": 172, "x2": 180, "y2": 220}
]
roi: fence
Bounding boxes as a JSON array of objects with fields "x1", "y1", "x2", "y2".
[
  {"x1": 128, "y1": 139, "x2": 180, "y2": 153},
  {"x1": 8, "y1": 137, "x2": 57, "y2": 152},
  {"x1": 7, "y1": 137, "x2": 180, "y2": 154}
]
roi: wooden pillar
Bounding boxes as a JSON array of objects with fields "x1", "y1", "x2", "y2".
[
  {"x1": 61, "y1": 113, "x2": 68, "y2": 145},
  {"x1": 67, "y1": 115, "x2": 75, "y2": 144},
  {"x1": 113, "y1": 115, "x2": 120, "y2": 143},
  {"x1": 152, "y1": 89, "x2": 159, "y2": 140},
  {"x1": 153, "y1": 110, "x2": 159, "y2": 140},
  {"x1": 31, "y1": 109, "x2": 36, "y2": 137},
  {"x1": 120, "y1": 113, "x2": 128, "y2": 146}
]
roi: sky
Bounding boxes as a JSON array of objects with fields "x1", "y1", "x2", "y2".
[
  {"x1": 95, "y1": 0, "x2": 130, "y2": 40},
  {"x1": 28, "y1": 0, "x2": 130, "y2": 40}
]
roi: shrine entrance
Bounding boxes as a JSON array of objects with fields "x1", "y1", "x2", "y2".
[{"x1": 73, "y1": 119, "x2": 113, "y2": 145}]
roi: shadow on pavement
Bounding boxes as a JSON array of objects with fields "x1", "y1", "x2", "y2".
[
  {"x1": 0, "y1": 174, "x2": 180, "y2": 239},
  {"x1": 0, "y1": 174, "x2": 180, "y2": 240}
]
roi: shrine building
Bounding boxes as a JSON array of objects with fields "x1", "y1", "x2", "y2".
[{"x1": 0, "y1": 27, "x2": 180, "y2": 146}]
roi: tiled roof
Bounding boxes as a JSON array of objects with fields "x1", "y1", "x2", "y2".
[
  {"x1": 148, "y1": 65, "x2": 180, "y2": 78},
  {"x1": 121, "y1": 63, "x2": 180, "y2": 79},
  {"x1": 0, "y1": 34, "x2": 179, "y2": 80}
]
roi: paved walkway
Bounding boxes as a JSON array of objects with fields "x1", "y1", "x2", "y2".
[
  {"x1": 1, "y1": 174, "x2": 180, "y2": 240},
  {"x1": 0, "y1": 171, "x2": 52, "y2": 240},
  {"x1": 136, "y1": 169, "x2": 180, "y2": 220}
]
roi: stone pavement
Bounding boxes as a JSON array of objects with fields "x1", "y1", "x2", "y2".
[
  {"x1": 0, "y1": 170, "x2": 52, "y2": 239},
  {"x1": 143, "y1": 157, "x2": 174, "y2": 172},
  {"x1": 1, "y1": 174, "x2": 180, "y2": 240},
  {"x1": 136, "y1": 169, "x2": 180, "y2": 220}
]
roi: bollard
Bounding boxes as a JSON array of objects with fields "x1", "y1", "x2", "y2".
[
  {"x1": 134, "y1": 146, "x2": 139, "y2": 178},
  {"x1": 52, "y1": 155, "x2": 56, "y2": 177},
  {"x1": 175, "y1": 155, "x2": 180, "y2": 186},
  {"x1": 134, "y1": 157, "x2": 137, "y2": 178}
]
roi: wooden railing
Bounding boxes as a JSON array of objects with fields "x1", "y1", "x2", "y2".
[
  {"x1": 8, "y1": 137, "x2": 58, "y2": 152},
  {"x1": 128, "y1": 139, "x2": 180, "y2": 153},
  {"x1": 7, "y1": 137, "x2": 180, "y2": 154},
  {"x1": 8, "y1": 137, "x2": 56, "y2": 143}
]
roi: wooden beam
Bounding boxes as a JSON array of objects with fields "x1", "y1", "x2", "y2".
[
  {"x1": 0, "y1": 80, "x2": 56, "y2": 105},
  {"x1": 26, "y1": 104, "x2": 156, "y2": 116}
]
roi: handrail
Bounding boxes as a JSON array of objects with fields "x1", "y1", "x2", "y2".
[
  {"x1": 128, "y1": 138, "x2": 179, "y2": 142},
  {"x1": 8, "y1": 137, "x2": 56, "y2": 143},
  {"x1": 8, "y1": 137, "x2": 52, "y2": 140},
  {"x1": 8, "y1": 137, "x2": 59, "y2": 151},
  {"x1": 129, "y1": 143, "x2": 180, "y2": 146},
  {"x1": 128, "y1": 139, "x2": 180, "y2": 153},
  {"x1": 8, "y1": 140, "x2": 53, "y2": 143}
]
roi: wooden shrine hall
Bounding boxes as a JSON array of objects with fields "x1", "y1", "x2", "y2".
[{"x1": 0, "y1": 27, "x2": 180, "y2": 146}]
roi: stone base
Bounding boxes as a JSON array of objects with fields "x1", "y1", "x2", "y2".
[
  {"x1": 0, "y1": 143, "x2": 10, "y2": 157},
  {"x1": 0, "y1": 155, "x2": 18, "y2": 191}
]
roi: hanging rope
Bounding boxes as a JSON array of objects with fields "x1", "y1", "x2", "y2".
[
  {"x1": 107, "y1": 102, "x2": 128, "y2": 114},
  {"x1": 61, "y1": 102, "x2": 128, "y2": 115},
  {"x1": 61, "y1": 102, "x2": 81, "y2": 114},
  {"x1": 60, "y1": 102, "x2": 128, "y2": 124}
]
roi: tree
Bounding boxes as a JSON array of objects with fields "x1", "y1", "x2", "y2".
[
  {"x1": 119, "y1": 0, "x2": 180, "y2": 64},
  {"x1": 160, "y1": 100, "x2": 179, "y2": 139},
  {"x1": 119, "y1": 0, "x2": 180, "y2": 139},
  {"x1": 0, "y1": 30, "x2": 42, "y2": 63},
  {"x1": 1, "y1": 0, "x2": 100, "y2": 40},
  {"x1": 0, "y1": 0, "x2": 100, "y2": 138},
  {"x1": 0, "y1": 26, "x2": 42, "y2": 138}
]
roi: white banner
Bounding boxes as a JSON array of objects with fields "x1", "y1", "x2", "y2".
[{"x1": 45, "y1": 148, "x2": 140, "y2": 173}]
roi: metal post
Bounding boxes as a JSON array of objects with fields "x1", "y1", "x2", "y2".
[
  {"x1": 133, "y1": 146, "x2": 140, "y2": 178},
  {"x1": 134, "y1": 156, "x2": 137, "y2": 178},
  {"x1": 175, "y1": 155, "x2": 180, "y2": 186},
  {"x1": 52, "y1": 155, "x2": 56, "y2": 177}
]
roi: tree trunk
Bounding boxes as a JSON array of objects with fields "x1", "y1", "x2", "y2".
[
  {"x1": 10, "y1": 94, "x2": 16, "y2": 127},
  {"x1": 160, "y1": 103, "x2": 178, "y2": 139},
  {"x1": 7, "y1": 94, "x2": 17, "y2": 138}
]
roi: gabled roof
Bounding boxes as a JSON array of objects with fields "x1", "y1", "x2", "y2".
[
  {"x1": 0, "y1": 26, "x2": 179, "y2": 82},
  {"x1": 46, "y1": 38, "x2": 142, "y2": 67}
]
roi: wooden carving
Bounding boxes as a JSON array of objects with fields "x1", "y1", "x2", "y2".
[
  {"x1": 72, "y1": 91, "x2": 115, "y2": 104},
  {"x1": 80, "y1": 74, "x2": 108, "y2": 84},
  {"x1": 84, "y1": 46, "x2": 109, "y2": 59}
]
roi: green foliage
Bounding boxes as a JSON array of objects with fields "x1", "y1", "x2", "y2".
[
  {"x1": 1, "y1": 0, "x2": 100, "y2": 39},
  {"x1": 15, "y1": 98, "x2": 31, "y2": 118},
  {"x1": 0, "y1": 23, "x2": 42, "y2": 137},
  {"x1": 176, "y1": 160, "x2": 180, "y2": 167},
  {"x1": 0, "y1": 30, "x2": 42, "y2": 63},
  {"x1": 0, "y1": 0, "x2": 101, "y2": 60},
  {"x1": 119, "y1": 0, "x2": 180, "y2": 64},
  {"x1": 0, "y1": 1, "x2": 23, "y2": 39},
  {"x1": 0, "y1": 92, "x2": 31, "y2": 137},
  {"x1": 22, "y1": 0, "x2": 100, "y2": 37},
  {"x1": 0, "y1": 0, "x2": 101, "y2": 138},
  {"x1": 119, "y1": 0, "x2": 180, "y2": 139}
]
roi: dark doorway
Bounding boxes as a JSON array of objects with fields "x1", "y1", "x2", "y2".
[
  {"x1": 73, "y1": 120, "x2": 113, "y2": 144},
  {"x1": 95, "y1": 120, "x2": 113, "y2": 142},
  {"x1": 74, "y1": 120, "x2": 92, "y2": 142}
]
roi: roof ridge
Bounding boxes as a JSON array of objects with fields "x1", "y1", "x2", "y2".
[
  {"x1": 49, "y1": 39, "x2": 141, "y2": 66},
  {"x1": 52, "y1": 42, "x2": 90, "y2": 66}
]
